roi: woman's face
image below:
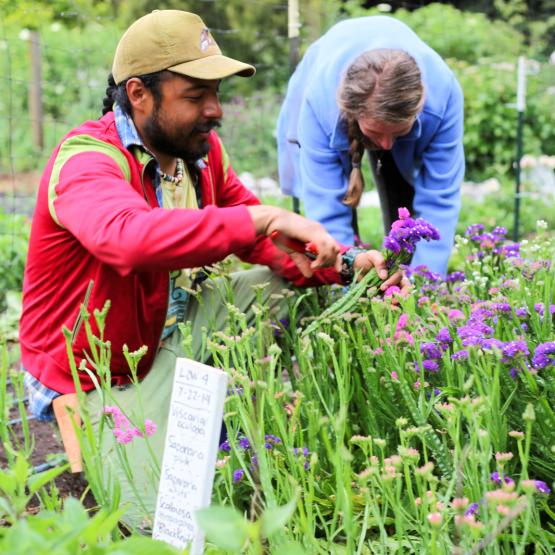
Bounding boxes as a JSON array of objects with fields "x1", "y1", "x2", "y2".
[{"x1": 357, "y1": 115, "x2": 414, "y2": 151}]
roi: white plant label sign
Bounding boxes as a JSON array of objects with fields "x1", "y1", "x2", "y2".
[{"x1": 153, "y1": 357, "x2": 228, "y2": 553}]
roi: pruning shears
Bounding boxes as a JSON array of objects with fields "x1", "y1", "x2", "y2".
[{"x1": 270, "y1": 230, "x2": 318, "y2": 260}]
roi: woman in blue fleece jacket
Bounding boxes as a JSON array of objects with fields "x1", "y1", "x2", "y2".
[{"x1": 276, "y1": 16, "x2": 465, "y2": 275}]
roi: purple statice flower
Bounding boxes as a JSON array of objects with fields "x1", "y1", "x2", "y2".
[
  {"x1": 219, "y1": 439, "x2": 231, "y2": 452},
  {"x1": 498, "y1": 243, "x2": 520, "y2": 258},
  {"x1": 492, "y1": 302, "x2": 512, "y2": 314},
  {"x1": 233, "y1": 468, "x2": 245, "y2": 483},
  {"x1": 293, "y1": 447, "x2": 311, "y2": 470},
  {"x1": 445, "y1": 271, "x2": 465, "y2": 283},
  {"x1": 465, "y1": 502, "x2": 480, "y2": 516},
  {"x1": 480, "y1": 338, "x2": 504, "y2": 351},
  {"x1": 462, "y1": 336, "x2": 482, "y2": 348},
  {"x1": 534, "y1": 303, "x2": 545, "y2": 316},
  {"x1": 239, "y1": 436, "x2": 251, "y2": 450},
  {"x1": 436, "y1": 327, "x2": 452, "y2": 346},
  {"x1": 534, "y1": 481, "x2": 551, "y2": 494},
  {"x1": 420, "y1": 342, "x2": 443, "y2": 360},
  {"x1": 501, "y1": 340, "x2": 529, "y2": 363},
  {"x1": 515, "y1": 307, "x2": 528, "y2": 318},
  {"x1": 422, "y1": 359, "x2": 440, "y2": 373},
  {"x1": 469, "y1": 307, "x2": 494, "y2": 322},
  {"x1": 384, "y1": 236, "x2": 401, "y2": 254},
  {"x1": 532, "y1": 342, "x2": 555, "y2": 369},
  {"x1": 492, "y1": 226, "x2": 508, "y2": 239},
  {"x1": 382, "y1": 209, "x2": 440, "y2": 259},
  {"x1": 490, "y1": 472, "x2": 514, "y2": 486},
  {"x1": 411, "y1": 265, "x2": 442, "y2": 283},
  {"x1": 264, "y1": 434, "x2": 282, "y2": 449},
  {"x1": 465, "y1": 224, "x2": 485, "y2": 241},
  {"x1": 462, "y1": 321, "x2": 494, "y2": 336},
  {"x1": 451, "y1": 350, "x2": 469, "y2": 361}
]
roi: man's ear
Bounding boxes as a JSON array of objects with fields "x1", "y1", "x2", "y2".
[{"x1": 126, "y1": 78, "x2": 151, "y2": 115}]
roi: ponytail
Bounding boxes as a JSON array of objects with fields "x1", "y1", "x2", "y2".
[{"x1": 101, "y1": 73, "x2": 117, "y2": 115}]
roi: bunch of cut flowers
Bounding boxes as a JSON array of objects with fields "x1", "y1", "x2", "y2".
[{"x1": 303, "y1": 207, "x2": 439, "y2": 335}]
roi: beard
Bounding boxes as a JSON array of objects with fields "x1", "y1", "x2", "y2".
[{"x1": 142, "y1": 106, "x2": 221, "y2": 163}]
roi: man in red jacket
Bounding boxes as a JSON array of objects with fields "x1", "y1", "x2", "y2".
[{"x1": 20, "y1": 10, "x2": 405, "y2": 528}]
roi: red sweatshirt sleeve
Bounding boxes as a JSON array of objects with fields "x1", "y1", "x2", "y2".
[
  {"x1": 214, "y1": 159, "x2": 344, "y2": 287},
  {"x1": 52, "y1": 151, "x2": 258, "y2": 276}
]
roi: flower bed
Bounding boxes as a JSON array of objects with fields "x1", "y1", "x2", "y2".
[{"x1": 1, "y1": 214, "x2": 554, "y2": 554}]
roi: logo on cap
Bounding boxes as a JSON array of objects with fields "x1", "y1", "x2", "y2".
[{"x1": 199, "y1": 28, "x2": 215, "y2": 52}]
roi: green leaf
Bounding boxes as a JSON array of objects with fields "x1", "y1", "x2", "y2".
[
  {"x1": 108, "y1": 536, "x2": 184, "y2": 554},
  {"x1": 27, "y1": 464, "x2": 67, "y2": 495},
  {"x1": 195, "y1": 505, "x2": 249, "y2": 552},
  {"x1": 0, "y1": 468, "x2": 16, "y2": 497},
  {"x1": 260, "y1": 494, "x2": 298, "y2": 538},
  {"x1": 272, "y1": 541, "x2": 307, "y2": 555}
]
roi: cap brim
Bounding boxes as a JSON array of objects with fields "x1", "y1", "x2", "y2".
[{"x1": 169, "y1": 54, "x2": 255, "y2": 80}]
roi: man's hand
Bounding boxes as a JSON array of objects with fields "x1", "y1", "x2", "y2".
[
  {"x1": 353, "y1": 250, "x2": 412, "y2": 295},
  {"x1": 247, "y1": 205, "x2": 341, "y2": 277}
]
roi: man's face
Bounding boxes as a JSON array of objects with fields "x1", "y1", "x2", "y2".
[
  {"x1": 142, "y1": 74, "x2": 223, "y2": 162},
  {"x1": 357, "y1": 116, "x2": 414, "y2": 151}
]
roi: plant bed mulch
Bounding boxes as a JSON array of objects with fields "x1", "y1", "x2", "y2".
[{"x1": 1, "y1": 377, "x2": 97, "y2": 513}]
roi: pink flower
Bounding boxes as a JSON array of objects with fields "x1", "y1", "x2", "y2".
[
  {"x1": 398, "y1": 207, "x2": 411, "y2": 220},
  {"x1": 396, "y1": 313, "x2": 409, "y2": 330},
  {"x1": 113, "y1": 428, "x2": 134, "y2": 444},
  {"x1": 384, "y1": 285, "x2": 401, "y2": 297},
  {"x1": 144, "y1": 419, "x2": 157, "y2": 437},
  {"x1": 391, "y1": 371, "x2": 399, "y2": 381},
  {"x1": 448, "y1": 309, "x2": 465, "y2": 322},
  {"x1": 427, "y1": 512, "x2": 442, "y2": 527}
]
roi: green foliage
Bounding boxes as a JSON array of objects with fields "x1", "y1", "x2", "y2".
[
  {"x1": 342, "y1": 3, "x2": 524, "y2": 63},
  {"x1": 0, "y1": 496, "x2": 184, "y2": 554},
  {"x1": 452, "y1": 58, "x2": 555, "y2": 180},
  {"x1": 196, "y1": 496, "x2": 304, "y2": 554},
  {"x1": 218, "y1": 91, "x2": 282, "y2": 179},
  {"x1": 0, "y1": 210, "x2": 30, "y2": 311}
]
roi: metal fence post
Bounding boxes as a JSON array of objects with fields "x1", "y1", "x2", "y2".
[{"x1": 29, "y1": 30, "x2": 44, "y2": 151}]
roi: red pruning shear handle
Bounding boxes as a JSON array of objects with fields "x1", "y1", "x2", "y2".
[{"x1": 270, "y1": 230, "x2": 318, "y2": 260}]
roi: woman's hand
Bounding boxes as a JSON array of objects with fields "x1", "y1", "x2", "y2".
[{"x1": 353, "y1": 250, "x2": 412, "y2": 295}]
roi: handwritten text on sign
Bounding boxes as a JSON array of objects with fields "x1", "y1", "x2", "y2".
[{"x1": 153, "y1": 358, "x2": 228, "y2": 553}]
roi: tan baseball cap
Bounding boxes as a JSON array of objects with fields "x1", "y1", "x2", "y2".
[{"x1": 112, "y1": 10, "x2": 255, "y2": 85}]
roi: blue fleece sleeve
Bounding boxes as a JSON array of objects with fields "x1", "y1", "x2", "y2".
[
  {"x1": 411, "y1": 76, "x2": 464, "y2": 274},
  {"x1": 297, "y1": 99, "x2": 355, "y2": 245}
]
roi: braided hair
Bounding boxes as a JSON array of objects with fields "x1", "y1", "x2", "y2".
[
  {"x1": 101, "y1": 71, "x2": 169, "y2": 116},
  {"x1": 337, "y1": 49, "x2": 424, "y2": 208}
]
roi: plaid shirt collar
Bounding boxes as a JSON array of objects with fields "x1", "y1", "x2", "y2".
[{"x1": 114, "y1": 104, "x2": 144, "y2": 151}]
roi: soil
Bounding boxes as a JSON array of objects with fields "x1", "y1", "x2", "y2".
[{"x1": 1, "y1": 372, "x2": 97, "y2": 513}]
